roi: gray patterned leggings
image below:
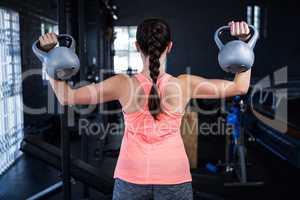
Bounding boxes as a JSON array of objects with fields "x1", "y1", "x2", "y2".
[{"x1": 112, "y1": 178, "x2": 193, "y2": 200}]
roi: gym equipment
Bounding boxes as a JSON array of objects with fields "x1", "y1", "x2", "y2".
[
  {"x1": 225, "y1": 96, "x2": 247, "y2": 183},
  {"x1": 214, "y1": 25, "x2": 259, "y2": 73},
  {"x1": 223, "y1": 96, "x2": 264, "y2": 186},
  {"x1": 205, "y1": 96, "x2": 264, "y2": 187},
  {"x1": 206, "y1": 163, "x2": 219, "y2": 174},
  {"x1": 32, "y1": 34, "x2": 80, "y2": 80}
]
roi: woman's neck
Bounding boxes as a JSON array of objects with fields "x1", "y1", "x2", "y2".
[
  {"x1": 141, "y1": 67, "x2": 166, "y2": 76},
  {"x1": 141, "y1": 58, "x2": 167, "y2": 77}
]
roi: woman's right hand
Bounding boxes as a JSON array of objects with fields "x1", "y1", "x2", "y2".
[
  {"x1": 39, "y1": 32, "x2": 58, "y2": 51},
  {"x1": 228, "y1": 21, "x2": 251, "y2": 42}
]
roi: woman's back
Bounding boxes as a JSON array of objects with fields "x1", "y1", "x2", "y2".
[
  {"x1": 113, "y1": 72, "x2": 192, "y2": 184},
  {"x1": 120, "y1": 72, "x2": 188, "y2": 115}
]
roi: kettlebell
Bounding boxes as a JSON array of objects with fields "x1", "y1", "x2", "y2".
[
  {"x1": 32, "y1": 34, "x2": 80, "y2": 80},
  {"x1": 214, "y1": 25, "x2": 259, "y2": 73}
]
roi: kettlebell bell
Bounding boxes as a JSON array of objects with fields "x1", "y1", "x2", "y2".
[
  {"x1": 214, "y1": 25, "x2": 259, "y2": 73},
  {"x1": 32, "y1": 34, "x2": 80, "y2": 80}
]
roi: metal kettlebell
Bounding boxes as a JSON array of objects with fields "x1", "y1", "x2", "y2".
[
  {"x1": 32, "y1": 34, "x2": 80, "y2": 80},
  {"x1": 214, "y1": 25, "x2": 259, "y2": 73}
]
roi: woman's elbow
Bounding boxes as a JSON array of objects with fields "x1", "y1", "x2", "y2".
[
  {"x1": 236, "y1": 85, "x2": 250, "y2": 95},
  {"x1": 57, "y1": 97, "x2": 70, "y2": 106},
  {"x1": 57, "y1": 91, "x2": 76, "y2": 106}
]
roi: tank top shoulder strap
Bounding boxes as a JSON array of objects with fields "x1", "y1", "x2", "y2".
[
  {"x1": 133, "y1": 73, "x2": 152, "y2": 94},
  {"x1": 134, "y1": 73, "x2": 151, "y2": 84},
  {"x1": 157, "y1": 73, "x2": 172, "y2": 87},
  {"x1": 134, "y1": 73, "x2": 172, "y2": 93},
  {"x1": 157, "y1": 73, "x2": 172, "y2": 96}
]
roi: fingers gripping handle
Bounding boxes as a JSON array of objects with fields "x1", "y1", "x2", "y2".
[
  {"x1": 32, "y1": 40, "x2": 47, "y2": 63},
  {"x1": 214, "y1": 25, "x2": 259, "y2": 50},
  {"x1": 32, "y1": 34, "x2": 77, "y2": 63}
]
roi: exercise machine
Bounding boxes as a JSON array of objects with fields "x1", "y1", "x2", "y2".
[{"x1": 223, "y1": 96, "x2": 264, "y2": 186}]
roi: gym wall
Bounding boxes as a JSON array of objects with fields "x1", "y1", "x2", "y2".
[
  {"x1": 254, "y1": 0, "x2": 300, "y2": 80},
  {"x1": 114, "y1": 0, "x2": 243, "y2": 77},
  {"x1": 114, "y1": 0, "x2": 300, "y2": 80}
]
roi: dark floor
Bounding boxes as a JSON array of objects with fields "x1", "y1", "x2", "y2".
[
  {"x1": 0, "y1": 155, "x2": 110, "y2": 200},
  {"x1": 0, "y1": 142, "x2": 299, "y2": 200}
]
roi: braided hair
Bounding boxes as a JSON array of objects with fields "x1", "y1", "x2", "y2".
[{"x1": 136, "y1": 18, "x2": 171, "y2": 119}]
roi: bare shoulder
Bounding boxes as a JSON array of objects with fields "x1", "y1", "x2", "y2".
[
  {"x1": 177, "y1": 73, "x2": 206, "y2": 84},
  {"x1": 176, "y1": 74, "x2": 192, "y2": 86},
  {"x1": 113, "y1": 73, "x2": 130, "y2": 81},
  {"x1": 99, "y1": 73, "x2": 132, "y2": 91},
  {"x1": 106, "y1": 73, "x2": 132, "y2": 87},
  {"x1": 177, "y1": 74, "x2": 189, "y2": 80},
  {"x1": 165, "y1": 74, "x2": 182, "y2": 84},
  {"x1": 111, "y1": 73, "x2": 140, "y2": 92},
  {"x1": 165, "y1": 74, "x2": 191, "y2": 102},
  {"x1": 166, "y1": 74, "x2": 188, "y2": 92}
]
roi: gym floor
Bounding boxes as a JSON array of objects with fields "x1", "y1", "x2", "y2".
[
  {"x1": 0, "y1": 155, "x2": 110, "y2": 200},
  {"x1": 1, "y1": 0, "x2": 300, "y2": 200}
]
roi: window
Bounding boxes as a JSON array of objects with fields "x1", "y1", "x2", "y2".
[
  {"x1": 253, "y1": 5, "x2": 261, "y2": 31},
  {"x1": 247, "y1": 5, "x2": 261, "y2": 33},
  {"x1": 0, "y1": 7, "x2": 24, "y2": 175},
  {"x1": 113, "y1": 26, "x2": 143, "y2": 74},
  {"x1": 41, "y1": 22, "x2": 58, "y2": 35},
  {"x1": 41, "y1": 22, "x2": 58, "y2": 82}
]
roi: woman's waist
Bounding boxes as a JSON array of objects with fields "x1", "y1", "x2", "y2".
[
  {"x1": 120, "y1": 135, "x2": 187, "y2": 158},
  {"x1": 117, "y1": 146, "x2": 190, "y2": 169},
  {"x1": 124, "y1": 118, "x2": 182, "y2": 135},
  {"x1": 124, "y1": 127, "x2": 182, "y2": 144},
  {"x1": 115, "y1": 148, "x2": 191, "y2": 183}
]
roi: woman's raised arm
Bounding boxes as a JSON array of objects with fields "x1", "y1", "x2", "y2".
[
  {"x1": 178, "y1": 69, "x2": 251, "y2": 99},
  {"x1": 48, "y1": 74, "x2": 128, "y2": 105},
  {"x1": 178, "y1": 21, "x2": 252, "y2": 99}
]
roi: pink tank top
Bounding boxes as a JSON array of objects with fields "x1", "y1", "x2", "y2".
[{"x1": 113, "y1": 73, "x2": 192, "y2": 184}]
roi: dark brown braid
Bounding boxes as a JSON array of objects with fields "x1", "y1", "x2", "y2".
[{"x1": 136, "y1": 18, "x2": 171, "y2": 119}]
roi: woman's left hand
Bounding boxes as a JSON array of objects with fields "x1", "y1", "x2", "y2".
[{"x1": 228, "y1": 21, "x2": 251, "y2": 41}]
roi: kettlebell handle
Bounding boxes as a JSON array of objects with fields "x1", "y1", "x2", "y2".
[
  {"x1": 214, "y1": 25, "x2": 259, "y2": 50},
  {"x1": 32, "y1": 34, "x2": 76, "y2": 62},
  {"x1": 57, "y1": 34, "x2": 76, "y2": 50}
]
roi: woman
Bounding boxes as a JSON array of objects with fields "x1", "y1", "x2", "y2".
[{"x1": 39, "y1": 19, "x2": 251, "y2": 200}]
